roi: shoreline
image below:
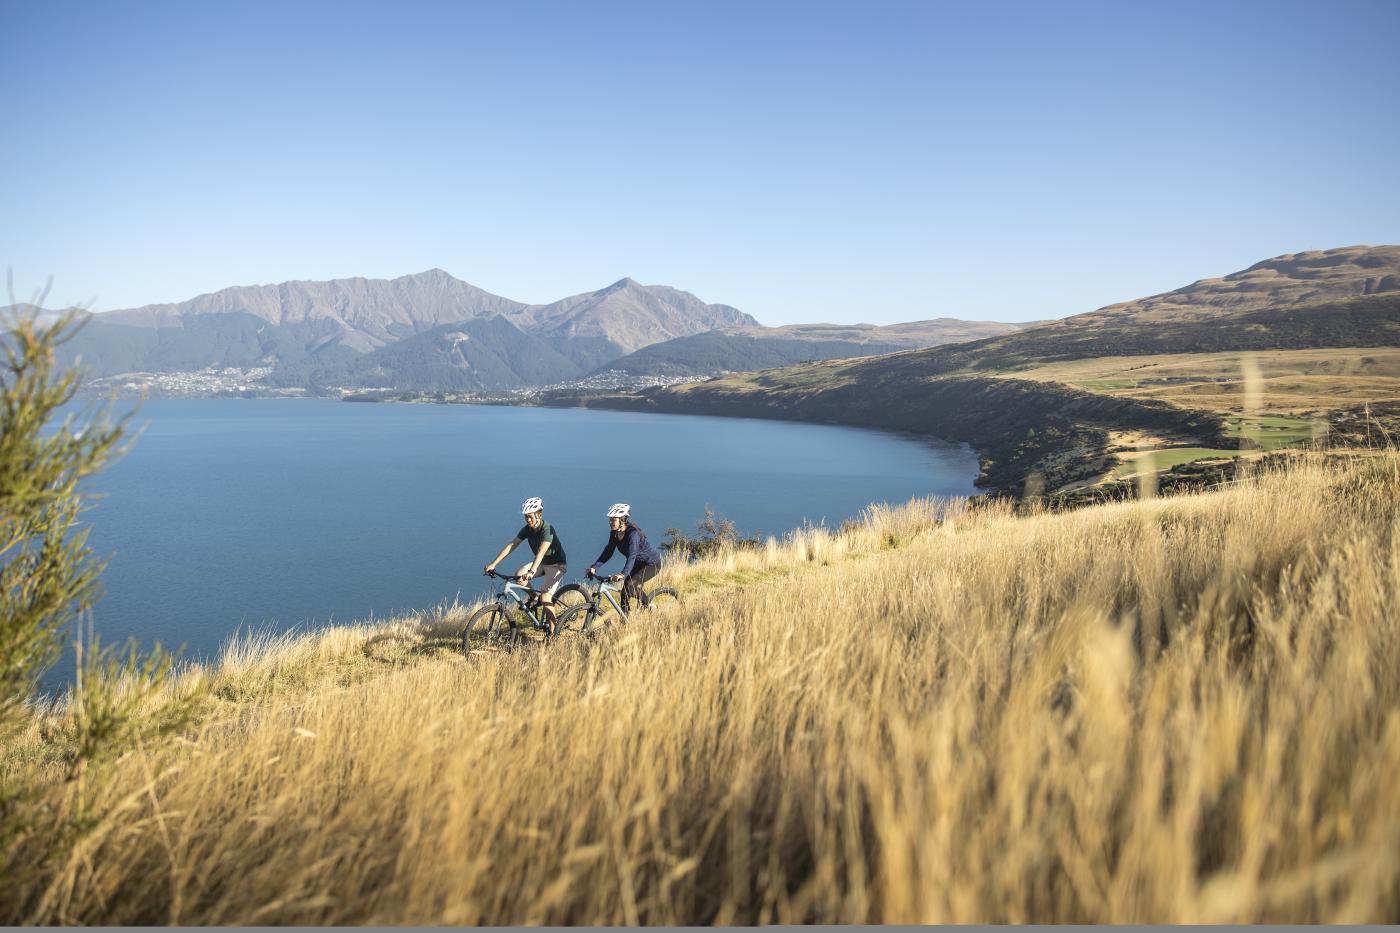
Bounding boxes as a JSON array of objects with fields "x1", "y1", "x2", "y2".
[{"x1": 537, "y1": 376, "x2": 1232, "y2": 497}]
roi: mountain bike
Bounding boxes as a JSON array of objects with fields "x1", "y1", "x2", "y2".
[
  {"x1": 462, "y1": 570, "x2": 585, "y2": 652},
  {"x1": 553, "y1": 573, "x2": 679, "y2": 635}
]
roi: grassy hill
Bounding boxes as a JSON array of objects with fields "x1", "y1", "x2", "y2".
[
  {"x1": 558, "y1": 248, "x2": 1400, "y2": 496},
  {"x1": 5, "y1": 452, "x2": 1399, "y2": 923}
]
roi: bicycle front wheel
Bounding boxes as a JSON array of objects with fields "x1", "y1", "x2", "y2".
[
  {"x1": 644, "y1": 587, "x2": 680, "y2": 610},
  {"x1": 555, "y1": 604, "x2": 598, "y2": 637},
  {"x1": 463, "y1": 605, "x2": 517, "y2": 653}
]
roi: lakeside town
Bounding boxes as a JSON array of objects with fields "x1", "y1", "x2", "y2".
[{"x1": 78, "y1": 366, "x2": 712, "y2": 401}]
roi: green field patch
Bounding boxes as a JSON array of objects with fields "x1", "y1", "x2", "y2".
[
  {"x1": 1113, "y1": 447, "x2": 1246, "y2": 477},
  {"x1": 1223, "y1": 415, "x2": 1316, "y2": 450}
]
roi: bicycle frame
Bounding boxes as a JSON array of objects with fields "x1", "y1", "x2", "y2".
[
  {"x1": 491, "y1": 575, "x2": 551, "y2": 632},
  {"x1": 597, "y1": 578, "x2": 629, "y2": 617},
  {"x1": 581, "y1": 577, "x2": 633, "y2": 622}
]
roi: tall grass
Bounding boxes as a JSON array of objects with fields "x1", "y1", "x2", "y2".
[{"x1": 3, "y1": 452, "x2": 1398, "y2": 923}]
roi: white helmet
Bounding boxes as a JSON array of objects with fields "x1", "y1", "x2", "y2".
[
  {"x1": 521, "y1": 496, "x2": 543, "y2": 515},
  {"x1": 606, "y1": 503, "x2": 631, "y2": 519}
]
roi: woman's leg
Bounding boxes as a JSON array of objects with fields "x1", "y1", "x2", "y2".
[{"x1": 623, "y1": 562, "x2": 659, "y2": 611}]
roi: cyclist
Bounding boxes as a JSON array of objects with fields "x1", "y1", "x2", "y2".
[
  {"x1": 586, "y1": 503, "x2": 661, "y2": 612},
  {"x1": 483, "y1": 496, "x2": 567, "y2": 636}
]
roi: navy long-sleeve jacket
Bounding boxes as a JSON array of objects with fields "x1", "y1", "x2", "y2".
[{"x1": 589, "y1": 524, "x2": 660, "y2": 577}]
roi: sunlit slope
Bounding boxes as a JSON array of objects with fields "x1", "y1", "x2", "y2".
[
  {"x1": 7, "y1": 453, "x2": 1399, "y2": 923},
  {"x1": 585, "y1": 249, "x2": 1400, "y2": 493},
  {"x1": 1004, "y1": 347, "x2": 1400, "y2": 413}
]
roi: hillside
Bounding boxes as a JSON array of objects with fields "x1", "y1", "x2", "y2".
[
  {"x1": 594, "y1": 317, "x2": 1025, "y2": 378},
  {"x1": 750, "y1": 318, "x2": 1027, "y2": 344},
  {"x1": 7, "y1": 453, "x2": 1399, "y2": 923},
  {"x1": 264, "y1": 317, "x2": 589, "y2": 391},
  {"x1": 565, "y1": 247, "x2": 1400, "y2": 495},
  {"x1": 590, "y1": 331, "x2": 909, "y2": 377},
  {"x1": 1092, "y1": 244, "x2": 1400, "y2": 322}
]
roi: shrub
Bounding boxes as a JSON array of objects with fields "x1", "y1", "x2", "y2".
[{"x1": 662, "y1": 505, "x2": 763, "y2": 559}]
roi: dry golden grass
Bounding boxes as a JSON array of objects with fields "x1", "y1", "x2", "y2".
[
  {"x1": 1007, "y1": 347, "x2": 1400, "y2": 414},
  {"x1": 4, "y1": 452, "x2": 1400, "y2": 923}
]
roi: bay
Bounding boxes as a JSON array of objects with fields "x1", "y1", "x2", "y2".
[{"x1": 50, "y1": 399, "x2": 979, "y2": 687}]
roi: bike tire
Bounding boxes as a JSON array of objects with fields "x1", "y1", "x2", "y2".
[
  {"x1": 553, "y1": 583, "x2": 592, "y2": 614},
  {"x1": 644, "y1": 587, "x2": 680, "y2": 609},
  {"x1": 462, "y1": 605, "x2": 517, "y2": 653},
  {"x1": 555, "y1": 604, "x2": 595, "y2": 637}
]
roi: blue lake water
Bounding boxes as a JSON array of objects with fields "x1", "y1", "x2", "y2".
[{"x1": 51, "y1": 399, "x2": 979, "y2": 687}]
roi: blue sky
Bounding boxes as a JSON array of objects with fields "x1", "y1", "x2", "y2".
[{"x1": 3, "y1": 0, "x2": 1398, "y2": 325}]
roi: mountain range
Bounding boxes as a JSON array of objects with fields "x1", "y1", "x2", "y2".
[{"x1": 6, "y1": 272, "x2": 1021, "y2": 393}]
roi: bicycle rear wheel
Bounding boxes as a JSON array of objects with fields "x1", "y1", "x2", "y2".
[
  {"x1": 553, "y1": 583, "x2": 591, "y2": 615},
  {"x1": 462, "y1": 605, "x2": 517, "y2": 653}
]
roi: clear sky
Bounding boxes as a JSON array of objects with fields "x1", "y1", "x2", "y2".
[{"x1": 3, "y1": 0, "x2": 1398, "y2": 325}]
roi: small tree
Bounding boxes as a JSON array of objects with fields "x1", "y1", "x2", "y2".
[
  {"x1": 0, "y1": 299, "x2": 206, "y2": 922},
  {"x1": 662, "y1": 505, "x2": 762, "y2": 560},
  {"x1": 0, "y1": 305, "x2": 127, "y2": 734}
]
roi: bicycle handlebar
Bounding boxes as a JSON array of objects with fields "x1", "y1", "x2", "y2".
[{"x1": 483, "y1": 569, "x2": 542, "y2": 595}]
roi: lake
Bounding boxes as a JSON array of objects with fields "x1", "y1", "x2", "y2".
[{"x1": 51, "y1": 399, "x2": 979, "y2": 687}]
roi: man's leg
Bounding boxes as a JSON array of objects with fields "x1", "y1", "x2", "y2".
[{"x1": 539, "y1": 565, "x2": 566, "y2": 636}]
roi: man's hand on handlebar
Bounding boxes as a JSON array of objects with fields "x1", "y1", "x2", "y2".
[
  {"x1": 586, "y1": 567, "x2": 596, "y2": 578},
  {"x1": 483, "y1": 564, "x2": 496, "y2": 576}
]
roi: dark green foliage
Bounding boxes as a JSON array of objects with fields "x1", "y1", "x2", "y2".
[
  {"x1": 362, "y1": 318, "x2": 586, "y2": 389},
  {"x1": 547, "y1": 335, "x2": 628, "y2": 374},
  {"x1": 1, "y1": 311, "x2": 127, "y2": 727},
  {"x1": 0, "y1": 308, "x2": 202, "y2": 923},
  {"x1": 57, "y1": 311, "x2": 350, "y2": 376},
  {"x1": 269, "y1": 317, "x2": 590, "y2": 391},
  {"x1": 662, "y1": 506, "x2": 763, "y2": 559}
]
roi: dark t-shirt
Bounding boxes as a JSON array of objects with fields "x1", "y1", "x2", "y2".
[{"x1": 516, "y1": 521, "x2": 567, "y2": 565}]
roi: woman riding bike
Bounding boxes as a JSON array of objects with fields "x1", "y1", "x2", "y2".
[
  {"x1": 586, "y1": 503, "x2": 661, "y2": 612},
  {"x1": 483, "y1": 496, "x2": 567, "y2": 636}
]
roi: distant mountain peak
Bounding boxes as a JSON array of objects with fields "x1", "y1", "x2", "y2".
[
  {"x1": 397, "y1": 268, "x2": 459, "y2": 284},
  {"x1": 605, "y1": 277, "x2": 640, "y2": 291}
]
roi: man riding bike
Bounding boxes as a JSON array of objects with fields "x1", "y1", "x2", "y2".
[
  {"x1": 484, "y1": 496, "x2": 567, "y2": 636},
  {"x1": 586, "y1": 503, "x2": 661, "y2": 613}
]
